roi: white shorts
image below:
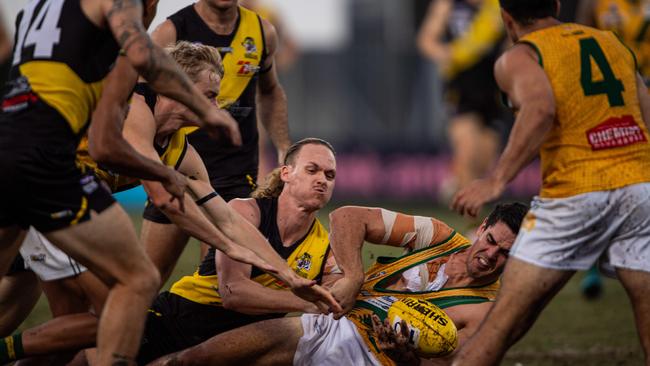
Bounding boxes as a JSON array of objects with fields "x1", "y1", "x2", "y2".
[
  {"x1": 19, "y1": 227, "x2": 87, "y2": 281},
  {"x1": 511, "y1": 183, "x2": 650, "y2": 272},
  {"x1": 294, "y1": 313, "x2": 381, "y2": 366}
]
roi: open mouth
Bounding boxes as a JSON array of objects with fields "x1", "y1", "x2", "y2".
[{"x1": 476, "y1": 256, "x2": 492, "y2": 271}]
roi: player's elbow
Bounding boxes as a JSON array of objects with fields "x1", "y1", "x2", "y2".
[
  {"x1": 533, "y1": 100, "x2": 556, "y2": 127},
  {"x1": 220, "y1": 293, "x2": 239, "y2": 311},
  {"x1": 88, "y1": 138, "x2": 117, "y2": 167},
  {"x1": 329, "y1": 206, "x2": 363, "y2": 226},
  {"x1": 219, "y1": 286, "x2": 248, "y2": 312}
]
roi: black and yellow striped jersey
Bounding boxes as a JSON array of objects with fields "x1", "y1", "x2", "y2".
[{"x1": 6, "y1": 0, "x2": 119, "y2": 137}]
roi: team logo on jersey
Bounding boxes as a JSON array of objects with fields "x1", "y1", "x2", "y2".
[
  {"x1": 241, "y1": 37, "x2": 259, "y2": 60},
  {"x1": 296, "y1": 253, "x2": 313, "y2": 272}
]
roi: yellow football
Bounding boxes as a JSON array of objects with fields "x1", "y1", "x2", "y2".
[{"x1": 387, "y1": 297, "x2": 458, "y2": 357}]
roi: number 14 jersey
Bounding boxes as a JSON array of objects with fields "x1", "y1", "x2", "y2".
[
  {"x1": 519, "y1": 23, "x2": 650, "y2": 198},
  {"x1": 7, "y1": 0, "x2": 119, "y2": 137}
]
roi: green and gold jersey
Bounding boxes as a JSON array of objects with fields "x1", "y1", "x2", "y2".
[
  {"x1": 347, "y1": 231, "x2": 500, "y2": 366},
  {"x1": 518, "y1": 23, "x2": 650, "y2": 198}
]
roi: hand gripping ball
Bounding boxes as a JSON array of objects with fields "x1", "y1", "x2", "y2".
[{"x1": 387, "y1": 297, "x2": 458, "y2": 357}]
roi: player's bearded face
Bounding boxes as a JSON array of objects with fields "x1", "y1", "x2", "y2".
[
  {"x1": 466, "y1": 221, "x2": 516, "y2": 279},
  {"x1": 283, "y1": 144, "x2": 336, "y2": 210}
]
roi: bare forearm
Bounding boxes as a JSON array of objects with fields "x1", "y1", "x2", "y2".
[
  {"x1": 258, "y1": 84, "x2": 290, "y2": 160},
  {"x1": 221, "y1": 282, "x2": 311, "y2": 315},
  {"x1": 162, "y1": 197, "x2": 220, "y2": 244},
  {"x1": 144, "y1": 184, "x2": 221, "y2": 245},
  {"x1": 328, "y1": 207, "x2": 368, "y2": 285}
]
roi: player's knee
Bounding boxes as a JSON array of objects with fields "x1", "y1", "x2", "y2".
[{"x1": 126, "y1": 263, "x2": 161, "y2": 298}]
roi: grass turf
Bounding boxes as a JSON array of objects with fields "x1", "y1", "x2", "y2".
[{"x1": 17, "y1": 202, "x2": 644, "y2": 365}]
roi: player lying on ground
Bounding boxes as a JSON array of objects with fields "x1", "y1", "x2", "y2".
[
  {"x1": 146, "y1": 202, "x2": 527, "y2": 366},
  {"x1": 0, "y1": 138, "x2": 342, "y2": 366}
]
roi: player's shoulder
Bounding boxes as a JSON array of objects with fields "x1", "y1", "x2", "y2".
[
  {"x1": 229, "y1": 197, "x2": 259, "y2": 209},
  {"x1": 494, "y1": 42, "x2": 541, "y2": 80}
]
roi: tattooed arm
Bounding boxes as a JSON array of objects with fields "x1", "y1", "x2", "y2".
[{"x1": 99, "y1": 0, "x2": 241, "y2": 145}]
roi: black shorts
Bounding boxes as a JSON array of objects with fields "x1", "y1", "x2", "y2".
[
  {"x1": 137, "y1": 291, "x2": 279, "y2": 364},
  {"x1": 141, "y1": 182, "x2": 255, "y2": 224},
  {"x1": 0, "y1": 101, "x2": 115, "y2": 233}
]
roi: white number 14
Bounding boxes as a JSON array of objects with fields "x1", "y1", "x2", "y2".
[{"x1": 13, "y1": 0, "x2": 65, "y2": 66}]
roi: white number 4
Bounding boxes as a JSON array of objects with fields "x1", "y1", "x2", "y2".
[{"x1": 13, "y1": 0, "x2": 65, "y2": 66}]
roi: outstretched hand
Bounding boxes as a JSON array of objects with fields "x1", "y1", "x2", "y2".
[
  {"x1": 450, "y1": 177, "x2": 505, "y2": 218},
  {"x1": 287, "y1": 275, "x2": 342, "y2": 314}
]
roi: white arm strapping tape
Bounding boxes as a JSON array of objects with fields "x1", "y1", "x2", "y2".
[
  {"x1": 380, "y1": 209, "x2": 397, "y2": 244},
  {"x1": 380, "y1": 209, "x2": 435, "y2": 249}
]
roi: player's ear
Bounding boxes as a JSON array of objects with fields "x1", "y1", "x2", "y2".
[{"x1": 280, "y1": 165, "x2": 291, "y2": 183}]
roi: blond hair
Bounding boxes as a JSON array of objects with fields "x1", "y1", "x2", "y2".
[
  {"x1": 165, "y1": 41, "x2": 224, "y2": 82},
  {"x1": 252, "y1": 138, "x2": 336, "y2": 199}
]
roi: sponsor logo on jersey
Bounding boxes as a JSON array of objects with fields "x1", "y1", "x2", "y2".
[
  {"x1": 236, "y1": 60, "x2": 260, "y2": 76},
  {"x1": 586, "y1": 115, "x2": 647, "y2": 150}
]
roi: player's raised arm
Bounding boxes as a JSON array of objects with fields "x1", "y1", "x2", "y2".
[
  {"x1": 99, "y1": 0, "x2": 241, "y2": 145},
  {"x1": 452, "y1": 44, "x2": 555, "y2": 217}
]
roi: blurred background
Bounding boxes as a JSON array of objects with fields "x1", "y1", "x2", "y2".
[
  {"x1": 0, "y1": 0, "x2": 544, "y2": 204},
  {"x1": 0, "y1": 0, "x2": 643, "y2": 364}
]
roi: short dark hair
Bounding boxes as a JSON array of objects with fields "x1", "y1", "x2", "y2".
[
  {"x1": 499, "y1": 0, "x2": 558, "y2": 26},
  {"x1": 485, "y1": 202, "x2": 529, "y2": 235}
]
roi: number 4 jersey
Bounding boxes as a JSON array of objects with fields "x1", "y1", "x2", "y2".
[
  {"x1": 518, "y1": 23, "x2": 650, "y2": 198},
  {"x1": 5, "y1": 0, "x2": 119, "y2": 137}
]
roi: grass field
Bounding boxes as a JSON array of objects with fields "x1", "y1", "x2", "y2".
[{"x1": 18, "y1": 201, "x2": 643, "y2": 365}]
